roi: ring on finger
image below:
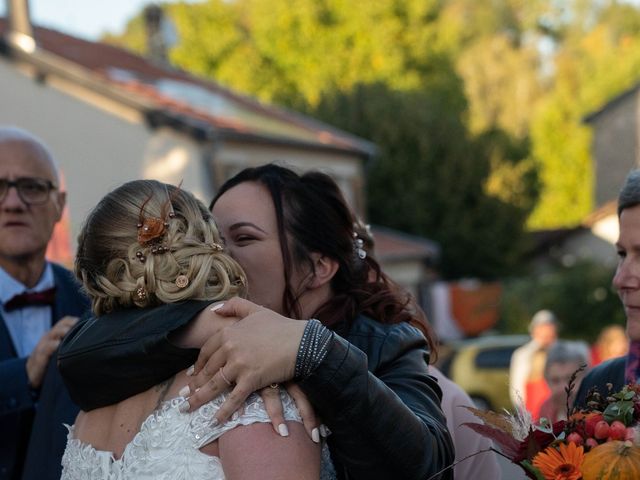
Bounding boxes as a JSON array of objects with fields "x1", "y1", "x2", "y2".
[{"x1": 219, "y1": 366, "x2": 233, "y2": 386}]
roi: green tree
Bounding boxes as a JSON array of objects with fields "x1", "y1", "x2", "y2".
[
  {"x1": 500, "y1": 261, "x2": 625, "y2": 343},
  {"x1": 528, "y1": 1, "x2": 640, "y2": 227},
  {"x1": 312, "y1": 82, "x2": 538, "y2": 279},
  {"x1": 106, "y1": 0, "x2": 540, "y2": 278}
]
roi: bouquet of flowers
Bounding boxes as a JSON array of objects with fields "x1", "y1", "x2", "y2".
[{"x1": 464, "y1": 375, "x2": 640, "y2": 480}]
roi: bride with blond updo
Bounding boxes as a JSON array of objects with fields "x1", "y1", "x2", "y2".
[{"x1": 59, "y1": 179, "x2": 322, "y2": 479}]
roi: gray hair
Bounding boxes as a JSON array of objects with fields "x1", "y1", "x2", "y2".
[
  {"x1": 618, "y1": 169, "x2": 640, "y2": 216},
  {"x1": 0, "y1": 126, "x2": 59, "y2": 183},
  {"x1": 544, "y1": 340, "x2": 590, "y2": 378}
]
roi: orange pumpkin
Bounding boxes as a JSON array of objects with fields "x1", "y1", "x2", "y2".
[{"x1": 582, "y1": 441, "x2": 640, "y2": 480}]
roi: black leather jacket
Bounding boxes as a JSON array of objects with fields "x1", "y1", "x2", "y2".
[
  {"x1": 305, "y1": 315, "x2": 454, "y2": 480},
  {"x1": 58, "y1": 303, "x2": 454, "y2": 480}
]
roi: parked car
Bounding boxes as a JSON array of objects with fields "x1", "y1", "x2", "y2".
[{"x1": 437, "y1": 334, "x2": 529, "y2": 412}]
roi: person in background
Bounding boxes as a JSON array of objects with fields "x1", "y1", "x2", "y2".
[
  {"x1": 509, "y1": 309, "x2": 558, "y2": 417},
  {"x1": 430, "y1": 366, "x2": 502, "y2": 479},
  {"x1": 538, "y1": 341, "x2": 590, "y2": 422},
  {"x1": 0, "y1": 127, "x2": 88, "y2": 480},
  {"x1": 590, "y1": 324, "x2": 628, "y2": 366},
  {"x1": 575, "y1": 169, "x2": 640, "y2": 405}
]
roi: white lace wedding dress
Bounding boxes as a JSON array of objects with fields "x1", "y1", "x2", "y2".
[{"x1": 61, "y1": 391, "x2": 336, "y2": 479}]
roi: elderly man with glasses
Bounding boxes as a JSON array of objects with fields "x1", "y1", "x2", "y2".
[{"x1": 0, "y1": 127, "x2": 88, "y2": 480}]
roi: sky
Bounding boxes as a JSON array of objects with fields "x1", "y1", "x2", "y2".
[
  {"x1": 0, "y1": 1, "x2": 200, "y2": 41},
  {"x1": 2, "y1": 0, "x2": 640, "y2": 42}
]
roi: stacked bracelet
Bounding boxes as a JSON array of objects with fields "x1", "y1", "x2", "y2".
[{"x1": 294, "y1": 319, "x2": 333, "y2": 380}]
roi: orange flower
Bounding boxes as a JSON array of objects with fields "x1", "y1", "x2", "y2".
[{"x1": 532, "y1": 442, "x2": 584, "y2": 480}]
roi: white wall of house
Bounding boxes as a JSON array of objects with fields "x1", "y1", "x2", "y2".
[
  {"x1": 382, "y1": 259, "x2": 427, "y2": 298},
  {"x1": 0, "y1": 58, "x2": 151, "y2": 244},
  {"x1": 142, "y1": 127, "x2": 211, "y2": 201},
  {"x1": 0, "y1": 59, "x2": 221, "y2": 250},
  {"x1": 213, "y1": 142, "x2": 365, "y2": 215}
]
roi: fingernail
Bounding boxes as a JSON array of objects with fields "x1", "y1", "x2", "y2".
[
  {"x1": 209, "y1": 418, "x2": 219, "y2": 427},
  {"x1": 231, "y1": 411, "x2": 239, "y2": 421},
  {"x1": 178, "y1": 400, "x2": 190, "y2": 413},
  {"x1": 179, "y1": 385, "x2": 190, "y2": 397},
  {"x1": 210, "y1": 303, "x2": 224, "y2": 312},
  {"x1": 312, "y1": 427, "x2": 320, "y2": 443},
  {"x1": 278, "y1": 423, "x2": 289, "y2": 437},
  {"x1": 186, "y1": 365, "x2": 195, "y2": 376},
  {"x1": 319, "y1": 424, "x2": 330, "y2": 437}
]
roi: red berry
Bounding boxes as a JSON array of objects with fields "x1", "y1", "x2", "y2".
[
  {"x1": 594, "y1": 420, "x2": 610, "y2": 440},
  {"x1": 610, "y1": 421, "x2": 627, "y2": 441},
  {"x1": 626, "y1": 427, "x2": 637, "y2": 442},
  {"x1": 585, "y1": 414, "x2": 604, "y2": 437},
  {"x1": 585, "y1": 437, "x2": 599, "y2": 449},
  {"x1": 567, "y1": 432, "x2": 584, "y2": 445}
]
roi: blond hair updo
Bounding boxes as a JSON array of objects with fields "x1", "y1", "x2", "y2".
[{"x1": 75, "y1": 179, "x2": 246, "y2": 316}]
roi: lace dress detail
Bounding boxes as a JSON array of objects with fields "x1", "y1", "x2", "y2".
[{"x1": 61, "y1": 391, "x2": 335, "y2": 479}]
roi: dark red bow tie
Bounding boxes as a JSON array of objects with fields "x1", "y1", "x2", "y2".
[{"x1": 4, "y1": 287, "x2": 57, "y2": 312}]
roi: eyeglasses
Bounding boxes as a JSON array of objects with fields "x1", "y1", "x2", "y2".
[{"x1": 0, "y1": 177, "x2": 58, "y2": 205}]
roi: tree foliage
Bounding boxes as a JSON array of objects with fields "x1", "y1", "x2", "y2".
[
  {"x1": 105, "y1": 0, "x2": 640, "y2": 278},
  {"x1": 500, "y1": 261, "x2": 625, "y2": 343}
]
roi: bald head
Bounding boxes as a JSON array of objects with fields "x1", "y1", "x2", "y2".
[
  {"x1": 0, "y1": 127, "x2": 59, "y2": 184},
  {"x1": 0, "y1": 127, "x2": 66, "y2": 284}
]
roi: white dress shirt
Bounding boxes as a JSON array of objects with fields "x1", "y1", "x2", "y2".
[{"x1": 0, "y1": 263, "x2": 54, "y2": 358}]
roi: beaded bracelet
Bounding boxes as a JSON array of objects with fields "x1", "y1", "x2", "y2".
[{"x1": 294, "y1": 319, "x2": 333, "y2": 380}]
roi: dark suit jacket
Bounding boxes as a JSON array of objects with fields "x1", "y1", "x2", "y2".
[
  {"x1": 0, "y1": 264, "x2": 88, "y2": 480},
  {"x1": 574, "y1": 356, "x2": 626, "y2": 408}
]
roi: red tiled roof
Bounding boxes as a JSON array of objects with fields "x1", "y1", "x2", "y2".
[
  {"x1": 370, "y1": 226, "x2": 439, "y2": 263},
  {"x1": 0, "y1": 19, "x2": 375, "y2": 156}
]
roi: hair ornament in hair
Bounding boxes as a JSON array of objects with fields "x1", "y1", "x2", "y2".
[
  {"x1": 136, "y1": 183, "x2": 180, "y2": 246},
  {"x1": 175, "y1": 274, "x2": 189, "y2": 289},
  {"x1": 136, "y1": 286, "x2": 147, "y2": 301},
  {"x1": 353, "y1": 232, "x2": 367, "y2": 260}
]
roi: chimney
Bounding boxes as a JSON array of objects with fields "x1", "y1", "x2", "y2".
[
  {"x1": 7, "y1": 0, "x2": 35, "y2": 52},
  {"x1": 144, "y1": 4, "x2": 176, "y2": 65}
]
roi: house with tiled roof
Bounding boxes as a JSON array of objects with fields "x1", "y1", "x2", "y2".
[
  {"x1": 526, "y1": 201, "x2": 618, "y2": 273},
  {"x1": 584, "y1": 83, "x2": 640, "y2": 208},
  {"x1": 0, "y1": 1, "x2": 439, "y2": 299}
]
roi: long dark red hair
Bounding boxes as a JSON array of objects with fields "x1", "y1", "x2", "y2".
[{"x1": 211, "y1": 164, "x2": 436, "y2": 355}]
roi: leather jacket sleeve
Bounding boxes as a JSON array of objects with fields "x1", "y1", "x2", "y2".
[
  {"x1": 58, "y1": 301, "x2": 207, "y2": 410},
  {"x1": 300, "y1": 322, "x2": 455, "y2": 480}
]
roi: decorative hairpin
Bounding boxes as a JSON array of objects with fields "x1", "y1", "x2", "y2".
[
  {"x1": 136, "y1": 286, "x2": 147, "y2": 301},
  {"x1": 175, "y1": 274, "x2": 189, "y2": 289},
  {"x1": 136, "y1": 184, "x2": 180, "y2": 248},
  {"x1": 353, "y1": 232, "x2": 367, "y2": 260}
]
